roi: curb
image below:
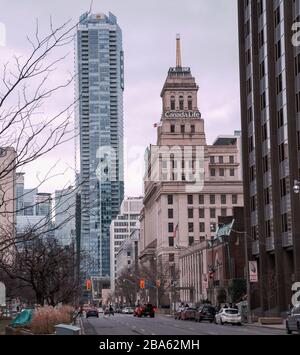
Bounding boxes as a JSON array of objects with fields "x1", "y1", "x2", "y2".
[{"x1": 244, "y1": 323, "x2": 285, "y2": 331}]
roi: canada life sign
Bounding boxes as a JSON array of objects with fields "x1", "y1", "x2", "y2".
[
  {"x1": 164, "y1": 111, "x2": 201, "y2": 119},
  {"x1": 0, "y1": 282, "x2": 5, "y2": 307}
]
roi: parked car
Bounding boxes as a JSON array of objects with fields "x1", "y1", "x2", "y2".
[
  {"x1": 134, "y1": 304, "x2": 155, "y2": 318},
  {"x1": 286, "y1": 305, "x2": 300, "y2": 335},
  {"x1": 195, "y1": 304, "x2": 216, "y2": 323},
  {"x1": 115, "y1": 307, "x2": 122, "y2": 314},
  {"x1": 181, "y1": 307, "x2": 197, "y2": 321},
  {"x1": 86, "y1": 308, "x2": 99, "y2": 318},
  {"x1": 174, "y1": 307, "x2": 185, "y2": 320},
  {"x1": 122, "y1": 307, "x2": 134, "y2": 314},
  {"x1": 215, "y1": 308, "x2": 242, "y2": 325}
]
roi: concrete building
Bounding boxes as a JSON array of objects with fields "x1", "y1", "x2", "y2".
[
  {"x1": 179, "y1": 207, "x2": 246, "y2": 306},
  {"x1": 238, "y1": 0, "x2": 300, "y2": 316},
  {"x1": 115, "y1": 226, "x2": 140, "y2": 282},
  {"x1": 54, "y1": 187, "x2": 76, "y2": 246},
  {"x1": 76, "y1": 12, "x2": 124, "y2": 278},
  {"x1": 16, "y1": 173, "x2": 52, "y2": 237},
  {"x1": 110, "y1": 197, "x2": 143, "y2": 292},
  {"x1": 139, "y1": 35, "x2": 244, "y2": 307},
  {"x1": 0, "y1": 147, "x2": 16, "y2": 246}
]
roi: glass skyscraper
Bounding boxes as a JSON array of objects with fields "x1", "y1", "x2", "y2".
[{"x1": 76, "y1": 12, "x2": 124, "y2": 278}]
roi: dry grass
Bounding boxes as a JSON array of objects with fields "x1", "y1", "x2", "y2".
[{"x1": 30, "y1": 306, "x2": 74, "y2": 335}]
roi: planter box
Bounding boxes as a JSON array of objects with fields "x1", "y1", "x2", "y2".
[{"x1": 258, "y1": 317, "x2": 283, "y2": 325}]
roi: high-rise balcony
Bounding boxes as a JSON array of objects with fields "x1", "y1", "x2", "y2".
[
  {"x1": 266, "y1": 237, "x2": 275, "y2": 252},
  {"x1": 252, "y1": 240, "x2": 259, "y2": 256},
  {"x1": 283, "y1": 232, "x2": 293, "y2": 248}
]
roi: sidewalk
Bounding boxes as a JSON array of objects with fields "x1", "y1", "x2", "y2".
[
  {"x1": 75, "y1": 316, "x2": 85, "y2": 335},
  {"x1": 245, "y1": 322, "x2": 285, "y2": 331}
]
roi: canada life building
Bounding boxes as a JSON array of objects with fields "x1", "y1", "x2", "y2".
[
  {"x1": 238, "y1": 0, "x2": 300, "y2": 315},
  {"x1": 76, "y1": 12, "x2": 124, "y2": 278},
  {"x1": 139, "y1": 36, "x2": 243, "y2": 306}
]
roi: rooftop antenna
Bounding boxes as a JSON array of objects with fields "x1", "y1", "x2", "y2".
[
  {"x1": 176, "y1": 34, "x2": 182, "y2": 68},
  {"x1": 89, "y1": 0, "x2": 94, "y2": 13}
]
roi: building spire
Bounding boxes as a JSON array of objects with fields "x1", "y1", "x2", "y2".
[{"x1": 176, "y1": 34, "x2": 182, "y2": 68}]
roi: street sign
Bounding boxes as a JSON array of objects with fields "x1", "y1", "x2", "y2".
[
  {"x1": 249, "y1": 261, "x2": 258, "y2": 283},
  {"x1": 0, "y1": 282, "x2": 6, "y2": 307}
]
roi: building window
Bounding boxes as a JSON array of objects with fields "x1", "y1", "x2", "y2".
[
  {"x1": 188, "y1": 208, "x2": 194, "y2": 219},
  {"x1": 169, "y1": 253, "x2": 175, "y2": 262},
  {"x1": 181, "y1": 125, "x2": 185, "y2": 133},
  {"x1": 219, "y1": 168, "x2": 225, "y2": 177},
  {"x1": 188, "y1": 96, "x2": 193, "y2": 110},
  {"x1": 250, "y1": 165, "x2": 256, "y2": 181},
  {"x1": 230, "y1": 169, "x2": 235, "y2": 177},
  {"x1": 199, "y1": 222, "x2": 205, "y2": 233},
  {"x1": 295, "y1": 53, "x2": 300, "y2": 76},
  {"x1": 210, "y1": 168, "x2": 216, "y2": 177},
  {"x1": 262, "y1": 123, "x2": 268, "y2": 141},
  {"x1": 199, "y1": 208, "x2": 205, "y2": 219},
  {"x1": 250, "y1": 196, "x2": 256, "y2": 212},
  {"x1": 127, "y1": 251, "x2": 131, "y2": 257},
  {"x1": 210, "y1": 208, "x2": 216, "y2": 218},
  {"x1": 275, "y1": 40, "x2": 281, "y2": 60},
  {"x1": 232, "y1": 195, "x2": 238, "y2": 204},
  {"x1": 277, "y1": 108, "x2": 284, "y2": 128},
  {"x1": 210, "y1": 156, "x2": 215, "y2": 164},
  {"x1": 296, "y1": 92, "x2": 300, "y2": 113},
  {"x1": 219, "y1": 156, "x2": 224, "y2": 164},
  {"x1": 259, "y1": 60, "x2": 265, "y2": 79},
  {"x1": 168, "y1": 237, "x2": 174, "y2": 247},
  {"x1": 280, "y1": 178, "x2": 287, "y2": 197},
  {"x1": 279, "y1": 143, "x2": 287, "y2": 162},
  {"x1": 258, "y1": 29, "x2": 264, "y2": 47},
  {"x1": 171, "y1": 124, "x2": 175, "y2": 133},
  {"x1": 191, "y1": 125, "x2": 195, "y2": 133},
  {"x1": 168, "y1": 195, "x2": 173, "y2": 205},
  {"x1": 276, "y1": 74, "x2": 283, "y2": 94},
  {"x1": 168, "y1": 223, "x2": 174, "y2": 233},
  {"x1": 274, "y1": 6, "x2": 281, "y2": 28},
  {"x1": 260, "y1": 92, "x2": 266, "y2": 110},
  {"x1": 187, "y1": 195, "x2": 193, "y2": 205},
  {"x1": 264, "y1": 188, "x2": 270, "y2": 205},
  {"x1": 189, "y1": 237, "x2": 194, "y2": 246},
  {"x1": 263, "y1": 156, "x2": 269, "y2": 173},
  {"x1": 221, "y1": 194, "x2": 227, "y2": 204},
  {"x1": 229, "y1": 156, "x2": 234, "y2": 164},
  {"x1": 179, "y1": 96, "x2": 184, "y2": 110},
  {"x1": 128, "y1": 260, "x2": 131, "y2": 265},
  {"x1": 281, "y1": 213, "x2": 288, "y2": 233},
  {"x1": 168, "y1": 209, "x2": 173, "y2": 219},
  {"x1": 188, "y1": 222, "x2": 194, "y2": 233},
  {"x1": 199, "y1": 195, "x2": 204, "y2": 205},
  {"x1": 221, "y1": 208, "x2": 227, "y2": 217},
  {"x1": 210, "y1": 222, "x2": 216, "y2": 233},
  {"x1": 249, "y1": 136, "x2": 254, "y2": 153},
  {"x1": 210, "y1": 195, "x2": 215, "y2": 204},
  {"x1": 247, "y1": 78, "x2": 252, "y2": 94},
  {"x1": 170, "y1": 96, "x2": 175, "y2": 110},
  {"x1": 247, "y1": 107, "x2": 253, "y2": 123},
  {"x1": 265, "y1": 220, "x2": 271, "y2": 238}
]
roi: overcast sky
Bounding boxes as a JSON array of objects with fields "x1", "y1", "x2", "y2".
[{"x1": 0, "y1": 0, "x2": 240, "y2": 196}]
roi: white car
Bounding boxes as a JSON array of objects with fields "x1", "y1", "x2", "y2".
[
  {"x1": 215, "y1": 308, "x2": 242, "y2": 325},
  {"x1": 122, "y1": 307, "x2": 134, "y2": 314},
  {"x1": 98, "y1": 307, "x2": 104, "y2": 314}
]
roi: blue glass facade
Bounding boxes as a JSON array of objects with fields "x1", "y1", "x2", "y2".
[{"x1": 76, "y1": 12, "x2": 124, "y2": 277}]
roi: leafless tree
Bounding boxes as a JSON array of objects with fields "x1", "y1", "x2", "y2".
[{"x1": 0, "y1": 235, "x2": 85, "y2": 306}]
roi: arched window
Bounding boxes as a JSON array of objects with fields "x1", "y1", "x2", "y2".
[
  {"x1": 188, "y1": 96, "x2": 193, "y2": 110},
  {"x1": 170, "y1": 96, "x2": 175, "y2": 110},
  {"x1": 179, "y1": 96, "x2": 184, "y2": 110}
]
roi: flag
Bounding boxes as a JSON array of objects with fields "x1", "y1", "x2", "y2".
[
  {"x1": 173, "y1": 223, "x2": 179, "y2": 239},
  {"x1": 154, "y1": 121, "x2": 162, "y2": 128}
]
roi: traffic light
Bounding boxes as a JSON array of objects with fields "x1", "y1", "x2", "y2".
[
  {"x1": 86, "y1": 279, "x2": 92, "y2": 291},
  {"x1": 140, "y1": 279, "x2": 145, "y2": 289}
]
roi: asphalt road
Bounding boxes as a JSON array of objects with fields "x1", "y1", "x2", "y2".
[{"x1": 82, "y1": 314, "x2": 286, "y2": 335}]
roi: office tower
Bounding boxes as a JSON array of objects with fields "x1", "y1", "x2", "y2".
[
  {"x1": 139, "y1": 36, "x2": 244, "y2": 306},
  {"x1": 238, "y1": 0, "x2": 300, "y2": 315},
  {"x1": 110, "y1": 197, "x2": 143, "y2": 293},
  {"x1": 76, "y1": 12, "x2": 124, "y2": 278},
  {"x1": 54, "y1": 187, "x2": 76, "y2": 246}
]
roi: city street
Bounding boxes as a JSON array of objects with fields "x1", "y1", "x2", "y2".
[{"x1": 82, "y1": 314, "x2": 286, "y2": 336}]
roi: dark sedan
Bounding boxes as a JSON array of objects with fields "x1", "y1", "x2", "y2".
[
  {"x1": 195, "y1": 304, "x2": 216, "y2": 323},
  {"x1": 86, "y1": 308, "x2": 99, "y2": 318}
]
